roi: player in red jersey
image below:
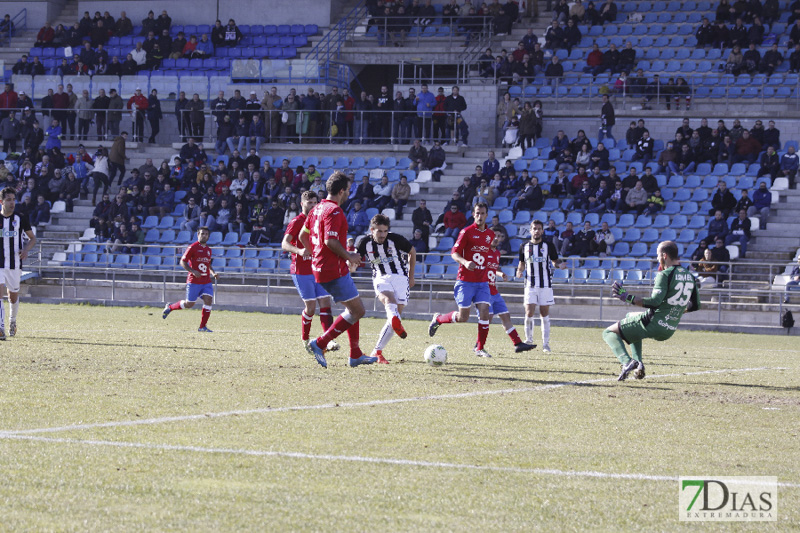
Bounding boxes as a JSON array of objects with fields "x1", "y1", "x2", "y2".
[
  {"x1": 482, "y1": 235, "x2": 535, "y2": 353},
  {"x1": 162, "y1": 226, "x2": 219, "y2": 332},
  {"x1": 299, "y1": 171, "x2": 377, "y2": 368},
  {"x1": 428, "y1": 202, "x2": 497, "y2": 358},
  {"x1": 282, "y1": 190, "x2": 338, "y2": 352}
]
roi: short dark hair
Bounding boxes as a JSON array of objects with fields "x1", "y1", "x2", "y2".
[
  {"x1": 531, "y1": 219, "x2": 544, "y2": 229},
  {"x1": 370, "y1": 213, "x2": 390, "y2": 228},
  {"x1": 301, "y1": 190, "x2": 317, "y2": 202},
  {"x1": 474, "y1": 202, "x2": 488, "y2": 212},
  {"x1": 326, "y1": 170, "x2": 350, "y2": 197},
  {"x1": 1, "y1": 186, "x2": 15, "y2": 200},
  {"x1": 198, "y1": 226, "x2": 210, "y2": 232},
  {"x1": 659, "y1": 240, "x2": 679, "y2": 260}
]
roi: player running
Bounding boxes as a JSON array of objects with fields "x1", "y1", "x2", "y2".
[
  {"x1": 300, "y1": 171, "x2": 377, "y2": 368},
  {"x1": 483, "y1": 234, "x2": 535, "y2": 353},
  {"x1": 516, "y1": 219, "x2": 566, "y2": 353},
  {"x1": 428, "y1": 202, "x2": 495, "y2": 358},
  {"x1": 282, "y1": 190, "x2": 339, "y2": 352},
  {"x1": 354, "y1": 213, "x2": 416, "y2": 364},
  {"x1": 162, "y1": 226, "x2": 219, "y2": 332},
  {"x1": 0, "y1": 187, "x2": 37, "y2": 340},
  {"x1": 605, "y1": 240, "x2": 700, "y2": 381}
]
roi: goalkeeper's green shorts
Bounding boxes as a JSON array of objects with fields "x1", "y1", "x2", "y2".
[{"x1": 618, "y1": 311, "x2": 675, "y2": 344}]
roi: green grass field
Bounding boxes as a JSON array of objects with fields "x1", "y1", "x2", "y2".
[{"x1": 0, "y1": 303, "x2": 797, "y2": 531}]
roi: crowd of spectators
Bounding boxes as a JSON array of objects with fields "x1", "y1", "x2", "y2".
[{"x1": 18, "y1": 10, "x2": 245, "y2": 77}]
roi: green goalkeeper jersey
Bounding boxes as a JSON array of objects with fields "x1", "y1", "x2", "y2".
[{"x1": 640, "y1": 265, "x2": 700, "y2": 333}]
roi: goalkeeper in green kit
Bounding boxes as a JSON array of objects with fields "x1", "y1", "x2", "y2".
[{"x1": 603, "y1": 241, "x2": 700, "y2": 381}]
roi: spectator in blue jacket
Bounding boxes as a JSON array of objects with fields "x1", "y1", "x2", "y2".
[
  {"x1": 707, "y1": 210, "x2": 729, "y2": 242},
  {"x1": 194, "y1": 33, "x2": 214, "y2": 58},
  {"x1": 45, "y1": 119, "x2": 61, "y2": 151},
  {"x1": 150, "y1": 181, "x2": 174, "y2": 218},
  {"x1": 30, "y1": 194, "x2": 51, "y2": 226},
  {"x1": 346, "y1": 200, "x2": 369, "y2": 236},
  {"x1": 725, "y1": 208, "x2": 751, "y2": 257},
  {"x1": 415, "y1": 83, "x2": 436, "y2": 142},
  {"x1": 483, "y1": 150, "x2": 500, "y2": 176},
  {"x1": 247, "y1": 113, "x2": 266, "y2": 154},
  {"x1": 548, "y1": 130, "x2": 570, "y2": 159},
  {"x1": 779, "y1": 144, "x2": 799, "y2": 189},
  {"x1": 750, "y1": 181, "x2": 772, "y2": 228}
]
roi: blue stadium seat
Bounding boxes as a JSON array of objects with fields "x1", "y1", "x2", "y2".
[
  {"x1": 634, "y1": 215, "x2": 652, "y2": 228},
  {"x1": 641, "y1": 228, "x2": 659, "y2": 242},
  {"x1": 680, "y1": 202, "x2": 699, "y2": 215},
  {"x1": 158, "y1": 230, "x2": 176, "y2": 244},
  {"x1": 652, "y1": 214, "x2": 670, "y2": 228},
  {"x1": 144, "y1": 229, "x2": 160, "y2": 242},
  {"x1": 207, "y1": 232, "x2": 223, "y2": 246},
  {"x1": 616, "y1": 214, "x2": 635, "y2": 228},
  {"x1": 587, "y1": 269, "x2": 607, "y2": 284},
  {"x1": 611, "y1": 243, "x2": 630, "y2": 257},
  {"x1": 572, "y1": 268, "x2": 588, "y2": 283},
  {"x1": 601, "y1": 213, "x2": 617, "y2": 227},
  {"x1": 622, "y1": 228, "x2": 641, "y2": 242}
]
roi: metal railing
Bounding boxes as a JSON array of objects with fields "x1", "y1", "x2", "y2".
[
  {"x1": 488, "y1": 71, "x2": 800, "y2": 110},
  {"x1": 229, "y1": 59, "x2": 363, "y2": 93},
  {"x1": 307, "y1": 0, "x2": 366, "y2": 63},
  {"x1": 0, "y1": 8, "x2": 26, "y2": 47},
  {"x1": 357, "y1": 16, "x2": 494, "y2": 49}
]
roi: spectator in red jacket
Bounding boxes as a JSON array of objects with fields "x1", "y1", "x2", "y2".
[
  {"x1": 582, "y1": 44, "x2": 603, "y2": 73},
  {"x1": 0, "y1": 84, "x2": 18, "y2": 119},
  {"x1": 35, "y1": 22, "x2": 55, "y2": 47},
  {"x1": 126, "y1": 87, "x2": 149, "y2": 142},
  {"x1": 443, "y1": 204, "x2": 467, "y2": 238},
  {"x1": 734, "y1": 129, "x2": 762, "y2": 165}
]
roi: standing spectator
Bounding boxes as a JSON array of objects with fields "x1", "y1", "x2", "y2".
[
  {"x1": 75, "y1": 90, "x2": 92, "y2": 141},
  {"x1": 0, "y1": 84, "x2": 18, "y2": 120},
  {"x1": 415, "y1": 84, "x2": 436, "y2": 142},
  {"x1": 126, "y1": 88, "x2": 148, "y2": 142},
  {"x1": 247, "y1": 114, "x2": 266, "y2": 154},
  {"x1": 0, "y1": 111, "x2": 20, "y2": 153},
  {"x1": 109, "y1": 131, "x2": 128, "y2": 186},
  {"x1": 598, "y1": 94, "x2": 615, "y2": 142},
  {"x1": 444, "y1": 86, "x2": 468, "y2": 145},
  {"x1": 147, "y1": 89, "x2": 162, "y2": 144},
  {"x1": 90, "y1": 148, "x2": 110, "y2": 205},
  {"x1": 174, "y1": 91, "x2": 189, "y2": 140},
  {"x1": 106, "y1": 89, "x2": 123, "y2": 137},
  {"x1": 92, "y1": 88, "x2": 110, "y2": 140},
  {"x1": 186, "y1": 93, "x2": 205, "y2": 141},
  {"x1": 45, "y1": 119, "x2": 61, "y2": 151},
  {"x1": 216, "y1": 115, "x2": 234, "y2": 155}
]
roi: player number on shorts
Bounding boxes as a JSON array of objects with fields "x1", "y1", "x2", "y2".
[
  {"x1": 472, "y1": 253, "x2": 485, "y2": 267},
  {"x1": 666, "y1": 281, "x2": 693, "y2": 307}
]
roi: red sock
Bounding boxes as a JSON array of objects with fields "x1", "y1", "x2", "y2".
[
  {"x1": 476, "y1": 321, "x2": 489, "y2": 350},
  {"x1": 347, "y1": 320, "x2": 361, "y2": 358},
  {"x1": 318, "y1": 314, "x2": 353, "y2": 349},
  {"x1": 437, "y1": 310, "x2": 458, "y2": 325},
  {"x1": 168, "y1": 301, "x2": 183, "y2": 311},
  {"x1": 301, "y1": 311, "x2": 313, "y2": 341},
  {"x1": 319, "y1": 306, "x2": 333, "y2": 331},
  {"x1": 200, "y1": 306, "x2": 211, "y2": 328},
  {"x1": 507, "y1": 327, "x2": 522, "y2": 345}
]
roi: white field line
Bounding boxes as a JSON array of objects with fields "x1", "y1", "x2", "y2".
[
  {"x1": 1, "y1": 433, "x2": 798, "y2": 489},
  {"x1": 0, "y1": 367, "x2": 780, "y2": 437}
]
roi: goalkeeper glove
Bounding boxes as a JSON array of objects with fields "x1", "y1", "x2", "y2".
[{"x1": 612, "y1": 281, "x2": 635, "y2": 304}]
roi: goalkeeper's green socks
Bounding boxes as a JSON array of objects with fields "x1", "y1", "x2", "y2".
[
  {"x1": 603, "y1": 329, "x2": 631, "y2": 365},
  {"x1": 630, "y1": 340, "x2": 643, "y2": 364}
]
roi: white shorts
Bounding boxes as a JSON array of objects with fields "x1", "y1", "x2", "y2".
[
  {"x1": 373, "y1": 273, "x2": 409, "y2": 305},
  {"x1": 0, "y1": 268, "x2": 21, "y2": 293},
  {"x1": 524, "y1": 286, "x2": 555, "y2": 306}
]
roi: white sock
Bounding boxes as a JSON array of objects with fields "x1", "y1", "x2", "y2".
[
  {"x1": 385, "y1": 302, "x2": 399, "y2": 319},
  {"x1": 0, "y1": 298, "x2": 4, "y2": 330},
  {"x1": 541, "y1": 316, "x2": 551, "y2": 345},
  {"x1": 524, "y1": 316, "x2": 535, "y2": 343},
  {"x1": 9, "y1": 299, "x2": 18, "y2": 322},
  {"x1": 375, "y1": 320, "x2": 394, "y2": 351}
]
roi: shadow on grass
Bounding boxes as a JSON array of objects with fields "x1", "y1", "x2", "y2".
[
  {"x1": 712, "y1": 381, "x2": 800, "y2": 393},
  {"x1": 29, "y1": 336, "x2": 240, "y2": 352}
]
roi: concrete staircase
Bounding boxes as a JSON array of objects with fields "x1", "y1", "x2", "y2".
[
  {"x1": 732, "y1": 188, "x2": 800, "y2": 298},
  {"x1": 0, "y1": 0, "x2": 78, "y2": 72}
]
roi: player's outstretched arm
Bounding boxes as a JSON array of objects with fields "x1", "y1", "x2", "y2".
[{"x1": 611, "y1": 281, "x2": 644, "y2": 307}]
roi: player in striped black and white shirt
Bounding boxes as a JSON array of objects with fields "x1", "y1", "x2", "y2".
[
  {"x1": 0, "y1": 187, "x2": 37, "y2": 340},
  {"x1": 516, "y1": 219, "x2": 566, "y2": 353},
  {"x1": 354, "y1": 213, "x2": 416, "y2": 363}
]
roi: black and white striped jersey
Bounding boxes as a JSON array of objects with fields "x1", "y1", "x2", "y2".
[
  {"x1": 519, "y1": 240, "x2": 559, "y2": 289},
  {"x1": 0, "y1": 212, "x2": 31, "y2": 270},
  {"x1": 357, "y1": 233, "x2": 413, "y2": 277}
]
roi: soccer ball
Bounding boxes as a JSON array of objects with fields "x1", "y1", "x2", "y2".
[{"x1": 424, "y1": 344, "x2": 447, "y2": 366}]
